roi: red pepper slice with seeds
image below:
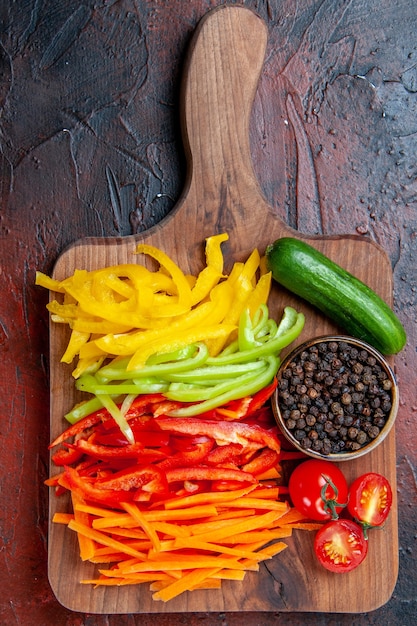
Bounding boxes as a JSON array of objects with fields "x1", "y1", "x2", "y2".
[
  {"x1": 51, "y1": 444, "x2": 84, "y2": 466},
  {"x1": 157, "y1": 438, "x2": 214, "y2": 471},
  {"x1": 64, "y1": 466, "x2": 136, "y2": 505},
  {"x1": 206, "y1": 442, "x2": 244, "y2": 466},
  {"x1": 75, "y1": 439, "x2": 169, "y2": 462},
  {"x1": 94, "y1": 465, "x2": 168, "y2": 495}
]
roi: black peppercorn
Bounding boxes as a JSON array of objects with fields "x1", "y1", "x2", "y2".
[{"x1": 276, "y1": 338, "x2": 395, "y2": 457}]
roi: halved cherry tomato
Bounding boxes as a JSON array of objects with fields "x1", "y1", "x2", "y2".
[
  {"x1": 314, "y1": 519, "x2": 368, "y2": 573},
  {"x1": 288, "y1": 459, "x2": 348, "y2": 521},
  {"x1": 347, "y1": 472, "x2": 392, "y2": 534}
]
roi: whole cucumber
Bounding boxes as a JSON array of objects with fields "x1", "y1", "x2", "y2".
[{"x1": 265, "y1": 237, "x2": 406, "y2": 355}]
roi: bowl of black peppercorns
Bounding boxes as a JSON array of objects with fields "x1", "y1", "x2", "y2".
[{"x1": 272, "y1": 336, "x2": 399, "y2": 461}]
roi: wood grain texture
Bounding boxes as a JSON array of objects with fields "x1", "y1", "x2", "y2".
[{"x1": 48, "y1": 6, "x2": 398, "y2": 614}]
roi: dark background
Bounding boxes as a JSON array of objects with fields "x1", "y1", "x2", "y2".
[{"x1": 1, "y1": 1, "x2": 416, "y2": 624}]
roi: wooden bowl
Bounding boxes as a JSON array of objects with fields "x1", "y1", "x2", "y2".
[{"x1": 272, "y1": 335, "x2": 399, "y2": 462}]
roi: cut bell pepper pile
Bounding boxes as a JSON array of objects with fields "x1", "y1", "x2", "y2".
[
  {"x1": 36, "y1": 233, "x2": 272, "y2": 376},
  {"x1": 48, "y1": 390, "x2": 319, "y2": 601},
  {"x1": 37, "y1": 234, "x2": 304, "y2": 444}
]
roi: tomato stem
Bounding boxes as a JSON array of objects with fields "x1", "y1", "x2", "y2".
[{"x1": 320, "y1": 474, "x2": 348, "y2": 520}]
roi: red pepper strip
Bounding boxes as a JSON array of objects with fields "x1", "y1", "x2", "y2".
[
  {"x1": 189, "y1": 382, "x2": 277, "y2": 422},
  {"x1": 45, "y1": 473, "x2": 64, "y2": 487},
  {"x1": 94, "y1": 465, "x2": 168, "y2": 494},
  {"x1": 165, "y1": 466, "x2": 257, "y2": 485},
  {"x1": 51, "y1": 444, "x2": 85, "y2": 466},
  {"x1": 49, "y1": 410, "x2": 106, "y2": 448},
  {"x1": 157, "y1": 439, "x2": 214, "y2": 471},
  {"x1": 206, "y1": 443, "x2": 243, "y2": 466},
  {"x1": 64, "y1": 466, "x2": 134, "y2": 505},
  {"x1": 246, "y1": 377, "x2": 278, "y2": 413},
  {"x1": 169, "y1": 435, "x2": 212, "y2": 451},
  {"x1": 51, "y1": 394, "x2": 169, "y2": 448},
  {"x1": 242, "y1": 448, "x2": 279, "y2": 476},
  {"x1": 73, "y1": 458, "x2": 105, "y2": 475},
  {"x1": 155, "y1": 418, "x2": 281, "y2": 453},
  {"x1": 204, "y1": 397, "x2": 252, "y2": 421},
  {"x1": 242, "y1": 406, "x2": 276, "y2": 427},
  {"x1": 131, "y1": 429, "x2": 170, "y2": 448},
  {"x1": 211, "y1": 480, "x2": 253, "y2": 492},
  {"x1": 152, "y1": 400, "x2": 186, "y2": 417},
  {"x1": 75, "y1": 439, "x2": 168, "y2": 462},
  {"x1": 94, "y1": 429, "x2": 171, "y2": 447}
]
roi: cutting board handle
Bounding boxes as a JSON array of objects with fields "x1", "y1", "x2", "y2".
[{"x1": 178, "y1": 5, "x2": 274, "y2": 232}]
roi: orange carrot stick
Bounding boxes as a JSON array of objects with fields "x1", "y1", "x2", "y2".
[
  {"x1": 68, "y1": 520, "x2": 147, "y2": 559},
  {"x1": 52, "y1": 512, "x2": 74, "y2": 524},
  {"x1": 163, "y1": 485, "x2": 257, "y2": 510},
  {"x1": 71, "y1": 491, "x2": 96, "y2": 561},
  {"x1": 121, "y1": 502, "x2": 161, "y2": 552}
]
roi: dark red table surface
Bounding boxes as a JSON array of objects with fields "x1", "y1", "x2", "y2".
[{"x1": 1, "y1": 1, "x2": 416, "y2": 624}]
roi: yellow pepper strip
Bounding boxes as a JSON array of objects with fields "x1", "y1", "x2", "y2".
[
  {"x1": 240, "y1": 248, "x2": 261, "y2": 283},
  {"x1": 35, "y1": 271, "x2": 66, "y2": 293},
  {"x1": 207, "y1": 250, "x2": 262, "y2": 355},
  {"x1": 77, "y1": 341, "x2": 108, "y2": 361},
  {"x1": 190, "y1": 265, "x2": 222, "y2": 307},
  {"x1": 149, "y1": 270, "x2": 179, "y2": 294},
  {"x1": 205, "y1": 233, "x2": 229, "y2": 273},
  {"x1": 69, "y1": 319, "x2": 133, "y2": 335},
  {"x1": 66, "y1": 285, "x2": 163, "y2": 330},
  {"x1": 127, "y1": 324, "x2": 237, "y2": 370},
  {"x1": 61, "y1": 267, "x2": 164, "y2": 328},
  {"x1": 190, "y1": 233, "x2": 228, "y2": 305},
  {"x1": 91, "y1": 280, "x2": 233, "y2": 358},
  {"x1": 47, "y1": 301, "x2": 133, "y2": 335},
  {"x1": 47, "y1": 300, "x2": 79, "y2": 322},
  {"x1": 135, "y1": 243, "x2": 192, "y2": 313},
  {"x1": 61, "y1": 329, "x2": 90, "y2": 364},
  {"x1": 246, "y1": 271, "x2": 272, "y2": 318},
  {"x1": 72, "y1": 356, "x2": 105, "y2": 379}
]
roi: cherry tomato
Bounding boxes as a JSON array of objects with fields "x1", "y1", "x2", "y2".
[
  {"x1": 347, "y1": 472, "x2": 392, "y2": 533},
  {"x1": 288, "y1": 459, "x2": 348, "y2": 521},
  {"x1": 314, "y1": 519, "x2": 368, "y2": 573}
]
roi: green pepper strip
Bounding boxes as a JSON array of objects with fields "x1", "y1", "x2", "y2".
[
  {"x1": 238, "y1": 305, "x2": 268, "y2": 351},
  {"x1": 162, "y1": 359, "x2": 267, "y2": 383},
  {"x1": 276, "y1": 306, "x2": 299, "y2": 336},
  {"x1": 146, "y1": 344, "x2": 197, "y2": 365},
  {"x1": 166, "y1": 355, "x2": 280, "y2": 417},
  {"x1": 238, "y1": 304, "x2": 284, "y2": 351},
  {"x1": 206, "y1": 309, "x2": 305, "y2": 365},
  {"x1": 76, "y1": 357, "x2": 269, "y2": 398},
  {"x1": 97, "y1": 394, "x2": 135, "y2": 444},
  {"x1": 76, "y1": 375, "x2": 166, "y2": 396},
  {"x1": 95, "y1": 342, "x2": 209, "y2": 382},
  {"x1": 130, "y1": 381, "x2": 170, "y2": 394},
  {"x1": 65, "y1": 396, "x2": 115, "y2": 424},
  {"x1": 218, "y1": 339, "x2": 239, "y2": 356},
  {"x1": 257, "y1": 319, "x2": 278, "y2": 342}
]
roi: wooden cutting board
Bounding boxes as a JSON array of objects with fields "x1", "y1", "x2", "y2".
[{"x1": 48, "y1": 4, "x2": 398, "y2": 614}]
